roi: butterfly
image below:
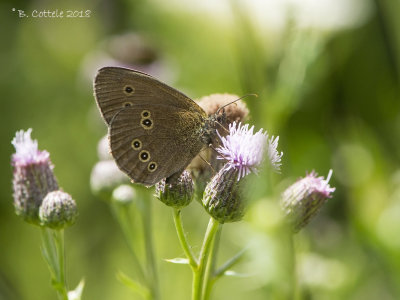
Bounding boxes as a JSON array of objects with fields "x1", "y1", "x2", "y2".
[{"x1": 93, "y1": 67, "x2": 224, "y2": 186}]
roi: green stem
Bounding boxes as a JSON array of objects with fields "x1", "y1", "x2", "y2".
[
  {"x1": 289, "y1": 234, "x2": 300, "y2": 300},
  {"x1": 111, "y1": 202, "x2": 146, "y2": 282},
  {"x1": 40, "y1": 228, "x2": 68, "y2": 300},
  {"x1": 55, "y1": 230, "x2": 67, "y2": 296},
  {"x1": 41, "y1": 227, "x2": 58, "y2": 278},
  {"x1": 192, "y1": 218, "x2": 221, "y2": 300},
  {"x1": 172, "y1": 208, "x2": 198, "y2": 269},
  {"x1": 141, "y1": 195, "x2": 160, "y2": 300},
  {"x1": 202, "y1": 225, "x2": 222, "y2": 300}
]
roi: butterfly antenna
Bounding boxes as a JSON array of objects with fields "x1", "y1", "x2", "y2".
[
  {"x1": 216, "y1": 93, "x2": 258, "y2": 115},
  {"x1": 198, "y1": 154, "x2": 216, "y2": 175}
]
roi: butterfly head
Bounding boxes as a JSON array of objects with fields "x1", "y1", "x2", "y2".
[{"x1": 200, "y1": 111, "x2": 227, "y2": 146}]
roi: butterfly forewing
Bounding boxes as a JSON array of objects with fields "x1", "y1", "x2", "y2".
[{"x1": 94, "y1": 67, "x2": 205, "y2": 125}]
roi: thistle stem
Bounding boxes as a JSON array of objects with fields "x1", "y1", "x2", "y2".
[
  {"x1": 110, "y1": 202, "x2": 146, "y2": 282},
  {"x1": 40, "y1": 227, "x2": 68, "y2": 300},
  {"x1": 141, "y1": 195, "x2": 160, "y2": 300},
  {"x1": 192, "y1": 217, "x2": 221, "y2": 300},
  {"x1": 289, "y1": 233, "x2": 300, "y2": 300},
  {"x1": 173, "y1": 208, "x2": 198, "y2": 269},
  {"x1": 202, "y1": 225, "x2": 222, "y2": 300}
]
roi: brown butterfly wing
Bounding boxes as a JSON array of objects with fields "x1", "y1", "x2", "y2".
[{"x1": 93, "y1": 67, "x2": 208, "y2": 186}]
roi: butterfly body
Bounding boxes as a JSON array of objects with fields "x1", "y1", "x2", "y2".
[{"x1": 94, "y1": 67, "x2": 221, "y2": 186}]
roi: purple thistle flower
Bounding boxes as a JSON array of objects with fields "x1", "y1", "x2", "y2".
[
  {"x1": 216, "y1": 122, "x2": 283, "y2": 180},
  {"x1": 12, "y1": 129, "x2": 50, "y2": 166},
  {"x1": 11, "y1": 129, "x2": 58, "y2": 225},
  {"x1": 281, "y1": 170, "x2": 335, "y2": 233},
  {"x1": 203, "y1": 122, "x2": 282, "y2": 223}
]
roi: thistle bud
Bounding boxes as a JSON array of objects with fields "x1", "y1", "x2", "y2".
[
  {"x1": 90, "y1": 160, "x2": 129, "y2": 199},
  {"x1": 155, "y1": 171, "x2": 194, "y2": 208},
  {"x1": 112, "y1": 184, "x2": 136, "y2": 205},
  {"x1": 281, "y1": 170, "x2": 335, "y2": 233},
  {"x1": 39, "y1": 190, "x2": 78, "y2": 229},
  {"x1": 106, "y1": 33, "x2": 158, "y2": 67},
  {"x1": 203, "y1": 166, "x2": 246, "y2": 223},
  {"x1": 11, "y1": 129, "x2": 59, "y2": 225},
  {"x1": 97, "y1": 134, "x2": 111, "y2": 161}
]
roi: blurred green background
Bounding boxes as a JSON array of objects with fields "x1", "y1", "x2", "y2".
[{"x1": 1, "y1": 0, "x2": 400, "y2": 299}]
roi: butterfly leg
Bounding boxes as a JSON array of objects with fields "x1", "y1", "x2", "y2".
[{"x1": 165, "y1": 168, "x2": 186, "y2": 185}]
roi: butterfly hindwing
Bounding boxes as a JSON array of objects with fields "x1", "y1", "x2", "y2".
[{"x1": 109, "y1": 105, "x2": 205, "y2": 185}]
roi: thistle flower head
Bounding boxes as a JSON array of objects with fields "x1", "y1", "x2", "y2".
[
  {"x1": 281, "y1": 170, "x2": 335, "y2": 232},
  {"x1": 203, "y1": 122, "x2": 282, "y2": 223},
  {"x1": 216, "y1": 122, "x2": 283, "y2": 180},
  {"x1": 11, "y1": 129, "x2": 58, "y2": 224},
  {"x1": 198, "y1": 93, "x2": 249, "y2": 125},
  {"x1": 203, "y1": 165, "x2": 246, "y2": 223}
]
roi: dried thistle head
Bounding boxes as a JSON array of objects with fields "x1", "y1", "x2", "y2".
[{"x1": 197, "y1": 93, "x2": 249, "y2": 128}]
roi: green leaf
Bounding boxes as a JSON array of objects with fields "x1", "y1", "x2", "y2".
[
  {"x1": 68, "y1": 279, "x2": 85, "y2": 300},
  {"x1": 117, "y1": 271, "x2": 149, "y2": 298},
  {"x1": 214, "y1": 248, "x2": 247, "y2": 278},
  {"x1": 224, "y1": 270, "x2": 252, "y2": 278},
  {"x1": 164, "y1": 257, "x2": 189, "y2": 264}
]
